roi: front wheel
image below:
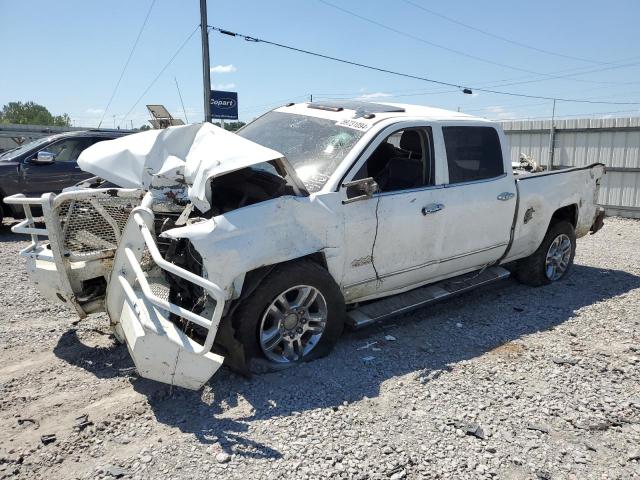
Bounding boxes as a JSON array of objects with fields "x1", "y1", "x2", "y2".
[
  {"x1": 234, "y1": 261, "x2": 345, "y2": 372},
  {"x1": 515, "y1": 220, "x2": 576, "y2": 286}
]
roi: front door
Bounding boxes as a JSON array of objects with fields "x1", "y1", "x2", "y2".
[
  {"x1": 21, "y1": 137, "x2": 94, "y2": 196},
  {"x1": 341, "y1": 125, "x2": 444, "y2": 301}
]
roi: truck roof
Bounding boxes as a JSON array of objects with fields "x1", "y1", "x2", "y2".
[{"x1": 275, "y1": 100, "x2": 489, "y2": 124}]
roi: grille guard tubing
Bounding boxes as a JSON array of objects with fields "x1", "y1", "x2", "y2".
[
  {"x1": 115, "y1": 205, "x2": 226, "y2": 355},
  {"x1": 5, "y1": 190, "x2": 227, "y2": 358},
  {"x1": 4, "y1": 189, "x2": 144, "y2": 316}
]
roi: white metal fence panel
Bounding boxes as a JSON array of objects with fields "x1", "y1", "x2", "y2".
[{"x1": 503, "y1": 117, "x2": 640, "y2": 219}]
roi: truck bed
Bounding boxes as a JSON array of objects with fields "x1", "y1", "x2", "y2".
[{"x1": 505, "y1": 163, "x2": 605, "y2": 263}]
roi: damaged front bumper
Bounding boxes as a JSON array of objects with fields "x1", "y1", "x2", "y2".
[{"x1": 4, "y1": 190, "x2": 226, "y2": 389}]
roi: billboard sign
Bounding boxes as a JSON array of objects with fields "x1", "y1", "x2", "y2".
[{"x1": 210, "y1": 90, "x2": 238, "y2": 120}]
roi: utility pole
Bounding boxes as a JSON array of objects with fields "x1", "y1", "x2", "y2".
[
  {"x1": 548, "y1": 98, "x2": 556, "y2": 170},
  {"x1": 200, "y1": 0, "x2": 212, "y2": 123}
]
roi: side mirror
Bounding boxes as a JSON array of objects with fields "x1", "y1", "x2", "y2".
[
  {"x1": 342, "y1": 177, "x2": 379, "y2": 204},
  {"x1": 33, "y1": 151, "x2": 55, "y2": 164}
]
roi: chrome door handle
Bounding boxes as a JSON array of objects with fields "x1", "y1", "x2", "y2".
[
  {"x1": 422, "y1": 203, "x2": 444, "y2": 215},
  {"x1": 497, "y1": 192, "x2": 515, "y2": 201}
]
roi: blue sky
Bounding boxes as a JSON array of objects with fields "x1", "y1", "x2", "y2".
[{"x1": 2, "y1": 0, "x2": 639, "y2": 128}]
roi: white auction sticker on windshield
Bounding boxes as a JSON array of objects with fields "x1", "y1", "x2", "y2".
[{"x1": 336, "y1": 119, "x2": 372, "y2": 131}]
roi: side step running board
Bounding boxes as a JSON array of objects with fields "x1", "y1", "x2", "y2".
[{"x1": 346, "y1": 266, "x2": 511, "y2": 329}]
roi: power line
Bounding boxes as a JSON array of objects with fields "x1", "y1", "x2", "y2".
[
  {"x1": 402, "y1": 0, "x2": 614, "y2": 66},
  {"x1": 472, "y1": 59, "x2": 640, "y2": 90},
  {"x1": 312, "y1": 56, "x2": 640, "y2": 101},
  {"x1": 316, "y1": 0, "x2": 634, "y2": 86},
  {"x1": 98, "y1": 0, "x2": 156, "y2": 128},
  {"x1": 467, "y1": 88, "x2": 640, "y2": 114},
  {"x1": 121, "y1": 25, "x2": 199, "y2": 126},
  {"x1": 209, "y1": 26, "x2": 640, "y2": 106}
]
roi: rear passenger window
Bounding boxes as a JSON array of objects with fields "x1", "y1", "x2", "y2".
[{"x1": 443, "y1": 126, "x2": 503, "y2": 184}]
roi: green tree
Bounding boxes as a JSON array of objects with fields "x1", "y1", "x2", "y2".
[
  {"x1": 213, "y1": 121, "x2": 246, "y2": 131},
  {"x1": 0, "y1": 101, "x2": 71, "y2": 127}
]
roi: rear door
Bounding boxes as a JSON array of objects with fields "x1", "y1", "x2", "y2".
[
  {"x1": 432, "y1": 125, "x2": 516, "y2": 276},
  {"x1": 20, "y1": 136, "x2": 96, "y2": 195}
]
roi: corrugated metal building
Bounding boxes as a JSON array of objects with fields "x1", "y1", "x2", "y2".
[{"x1": 503, "y1": 117, "x2": 640, "y2": 218}]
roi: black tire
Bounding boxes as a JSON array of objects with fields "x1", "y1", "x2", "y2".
[
  {"x1": 234, "y1": 260, "x2": 345, "y2": 373},
  {"x1": 515, "y1": 220, "x2": 576, "y2": 286}
]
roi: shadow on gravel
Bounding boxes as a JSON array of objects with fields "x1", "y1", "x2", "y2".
[
  {"x1": 0, "y1": 224, "x2": 17, "y2": 240},
  {"x1": 53, "y1": 328, "x2": 135, "y2": 379},
  {"x1": 0, "y1": 218, "x2": 33, "y2": 241},
  {"x1": 53, "y1": 264, "x2": 640, "y2": 460}
]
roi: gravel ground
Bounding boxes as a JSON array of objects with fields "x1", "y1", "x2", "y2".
[{"x1": 0, "y1": 217, "x2": 638, "y2": 480}]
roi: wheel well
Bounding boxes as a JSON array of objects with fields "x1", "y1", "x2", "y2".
[
  {"x1": 550, "y1": 204, "x2": 578, "y2": 228},
  {"x1": 225, "y1": 251, "x2": 332, "y2": 334},
  {"x1": 235, "y1": 252, "x2": 329, "y2": 301}
]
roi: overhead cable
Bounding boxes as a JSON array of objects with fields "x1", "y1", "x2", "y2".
[
  {"x1": 121, "y1": 25, "x2": 199, "y2": 126},
  {"x1": 402, "y1": 0, "x2": 616, "y2": 66},
  {"x1": 209, "y1": 26, "x2": 640, "y2": 105},
  {"x1": 98, "y1": 0, "x2": 156, "y2": 128},
  {"x1": 317, "y1": 0, "x2": 635, "y2": 86}
]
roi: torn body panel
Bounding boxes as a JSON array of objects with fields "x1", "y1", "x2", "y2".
[
  {"x1": 160, "y1": 193, "x2": 345, "y2": 301},
  {"x1": 77, "y1": 123, "x2": 296, "y2": 213}
]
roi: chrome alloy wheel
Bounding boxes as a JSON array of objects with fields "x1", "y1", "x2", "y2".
[
  {"x1": 545, "y1": 233, "x2": 572, "y2": 281},
  {"x1": 259, "y1": 285, "x2": 328, "y2": 363}
]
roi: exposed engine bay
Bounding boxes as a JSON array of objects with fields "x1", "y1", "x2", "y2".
[{"x1": 207, "y1": 165, "x2": 298, "y2": 216}]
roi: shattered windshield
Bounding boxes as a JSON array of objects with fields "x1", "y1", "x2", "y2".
[{"x1": 238, "y1": 111, "x2": 365, "y2": 192}]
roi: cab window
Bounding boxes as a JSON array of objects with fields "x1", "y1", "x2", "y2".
[
  {"x1": 442, "y1": 126, "x2": 503, "y2": 184},
  {"x1": 39, "y1": 138, "x2": 93, "y2": 162},
  {"x1": 353, "y1": 127, "x2": 434, "y2": 193}
]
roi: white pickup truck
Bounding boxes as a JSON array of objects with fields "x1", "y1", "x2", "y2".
[{"x1": 5, "y1": 101, "x2": 605, "y2": 389}]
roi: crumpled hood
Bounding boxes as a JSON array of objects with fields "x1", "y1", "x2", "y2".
[{"x1": 77, "y1": 123, "x2": 284, "y2": 212}]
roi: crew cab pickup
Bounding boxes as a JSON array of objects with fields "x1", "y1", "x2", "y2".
[{"x1": 5, "y1": 101, "x2": 606, "y2": 389}]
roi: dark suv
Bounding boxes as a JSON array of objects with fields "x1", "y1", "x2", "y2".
[{"x1": 0, "y1": 129, "x2": 130, "y2": 222}]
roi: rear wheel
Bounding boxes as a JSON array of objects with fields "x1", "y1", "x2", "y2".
[
  {"x1": 515, "y1": 220, "x2": 576, "y2": 286},
  {"x1": 234, "y1": 261, "x2": 345, "y2": 372}
]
